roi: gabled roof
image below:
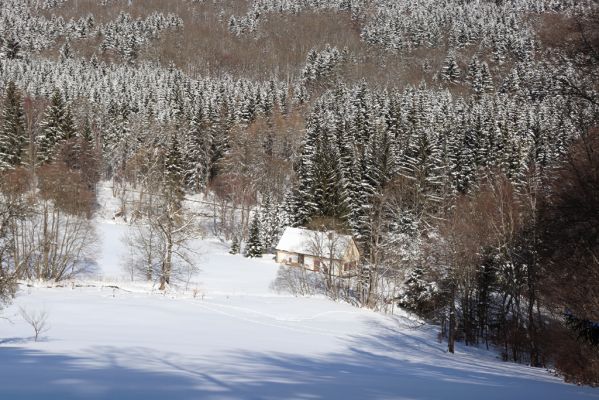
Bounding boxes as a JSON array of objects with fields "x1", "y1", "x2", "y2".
[{"x1": 275, "y1": 227, "x2": 355, "y2": 259}]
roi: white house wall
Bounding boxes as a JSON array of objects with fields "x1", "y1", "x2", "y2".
[
  {"x1": 304, "y1": 256, "x2": 317, "y2": 270},
  {"x1": 276, "y1": 251, "x2": 299, "y2": 265},
  {"x1": 277, "y1": 251, "x2": 353, "y2": 276}
]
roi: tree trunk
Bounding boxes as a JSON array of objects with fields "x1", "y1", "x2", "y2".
[
  {"x1": 528, "y1": 270, "x2": 539, "y2": 367},
  {"x1": 41, "y1": 204, "x2": 49, "y2": 279},
  {"x1": 448, "y1": 283, "x2": 456, "y2": 354},
  {"x1": 160, "y1": 240, "x2": 172, "y2": 290}
]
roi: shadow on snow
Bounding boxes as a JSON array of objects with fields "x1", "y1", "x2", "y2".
[{"x1": 0, "y1": 325, "x2": 597, "y2": 400}]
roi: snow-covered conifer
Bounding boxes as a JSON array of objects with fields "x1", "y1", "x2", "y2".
[
  {"x1": 38, "y1": 90, "x2": 74, "y2": 163},
  {"x1": 245, "y1": 212, "x2": 264, "y2": 258},
  {"x1": 0, "y1": 82, "x2": 26, "y2": 169},
  {"x1": 440, "y1": 52, "x2": 461, "y2": 84}
]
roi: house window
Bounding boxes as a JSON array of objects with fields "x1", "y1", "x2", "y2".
[
  {"x1": 344, "y1": 262, "x2": 355, "y2": 272},
  {"x1": 314, "y1": 259, "x2": 320, "y2": 272}
]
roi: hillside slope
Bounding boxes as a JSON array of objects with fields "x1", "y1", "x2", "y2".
[{"x1": 0, "y1": 221, "x2": 597, "y2": 400}]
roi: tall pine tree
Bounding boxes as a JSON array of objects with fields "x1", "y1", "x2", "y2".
[
  {"x1": 38, "y1": 90, "x2": 76, "y2": 164},
  {"x1": 163, "y1": 133, "x2": 186, "y2": 208},
  {"x1": 0, "y1": 82, "x2": 26, "y2": 170},
  {"x1": 245, "y1": 211, "x2": 263, "y2": 258}
]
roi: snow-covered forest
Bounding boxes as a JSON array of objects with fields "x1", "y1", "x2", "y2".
[{"x1": 0, "y1": 0, "x2": 598, "y2": 394}]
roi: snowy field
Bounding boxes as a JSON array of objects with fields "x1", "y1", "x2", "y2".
[{"x1": 0, "y1": 190, "x2": 598, "y2": 399}]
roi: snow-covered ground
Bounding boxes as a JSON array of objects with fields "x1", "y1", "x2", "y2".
[{"x1": 1, "y1": 187, "x2": 598, "y2": 399}]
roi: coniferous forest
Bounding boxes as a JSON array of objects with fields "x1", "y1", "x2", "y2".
[{"x1": 0, "y1": 0, "x2": 598, "y2": 387}]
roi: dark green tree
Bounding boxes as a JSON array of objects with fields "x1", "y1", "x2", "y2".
[
  {"x1": 4, "y1": 37, "x2": 21, "y2": 60},
  {"x1": 163, "y1": 133, "x2": 186, "y2": 208},
  {"x1": 229, "y1": 235, "x2": 240, "y2": 255},
  {"x1": 37, "y1": 90, "x2": 76, "y2": 163},
  {"x1": 0, "y1": 82, "x2": 26, "y2": 169},
  {"x1": 441, "y1": 52, "x2": 461, "y2": 84},
  {"x1": 245, "y1": 212, "x2": 264, "y2": 258}
]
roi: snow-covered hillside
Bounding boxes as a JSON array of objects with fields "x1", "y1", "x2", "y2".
[{"x1": 0, "y1": 206, "x2": 598, "y2": 400}]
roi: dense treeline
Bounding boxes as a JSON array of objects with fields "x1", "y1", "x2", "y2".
[{"x1": 0, "y1": 0, "x2": 597, "y2": 385}]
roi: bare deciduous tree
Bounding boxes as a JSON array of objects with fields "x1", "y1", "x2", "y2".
[
  {"x1": 19, "y1": 307, "x2": 49, "y2": 342},
  {"x1": 13, "y1": 163, "x2": 99, "y2": 282},
  {"x1": 126, "y1": 143, "x2": 202, "y2": 290}
]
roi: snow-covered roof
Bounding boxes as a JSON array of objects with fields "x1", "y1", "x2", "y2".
[{"x1": 275, "y1": 227, "x2": 356, "y2": 259}]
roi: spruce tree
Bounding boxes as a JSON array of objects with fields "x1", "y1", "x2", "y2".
[
  {"x1": 466, "y1": 55, "x2": 480, "y2": 86},
  {"x1": 400, "y1": 128, "x2": 444, "y2": 211},
  {"x1": 292, "y1": 108, "x2": 320, "y2": 226},
  {"x1": 279, "y1": 189, "x2": 295, "y2": 229},
  {"x1": 440, "y1": 52, "x2": 460, "y2": 84},
  {"x1": 103, "y1": 109, "x2": 131, "y2": 177},
  {"x1": 4, "y1": 37, "x2": 21, "y2": 60},
  {"x1": 259, "y1": 192, "x2": 279, "y2": 251},
  {"x1": 80, "y1": 115, "x2": 94, "y2": 145},
  {"x1": 399, "y1": 267, "x2": 434, "y2": 315},
  {"x1": 480, "y1": 62, "x2": 494, "y2": 93},
  {"x1": 453, "y1": 130, "x2": 477, "y2": 194},
  {"x1": 59, "y1": 40, "x2": 73, "y2": 62},
  {"x1": 62, "y1": 105, "x2": 77, "y2": 142},
  {"x1": 0, "y1": 82, "x2": 26, "y2": 170},
  {"x1": 38, "y1": 90, "x2": 72, "y2": 164},
  {"x1": 183, "y1": 106, "x2": 212, "y2": 191},
  {"x1": 357, "y1": 139, "x2": 379, "y2": 243},
  {"x1": 164, "y1": 133, "x2": 185, "y2": 208},
  {"x1": 313, "y1": 127, "x2": 347, "y2": 220},
  {"x1": 350, "y1": 81, "x2": 372, "y2": 145},
  {"x1": 208, "y1": 101, "x2": 231, "y2": 181},
  {"x1": 245, "y1": 212, "x2": 263, "y2": 258},
  {"x1": 229, "y1": 236, "x2": 240, "y2": 255}
]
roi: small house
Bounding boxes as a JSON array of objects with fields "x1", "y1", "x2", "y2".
[{"x1": 275, "y1": 227, "x2": 360, "y2": 276}]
